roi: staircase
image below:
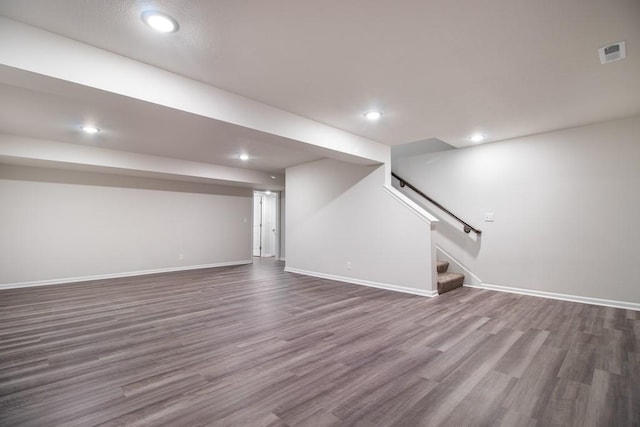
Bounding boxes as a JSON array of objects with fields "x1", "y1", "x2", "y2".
[{"x1": 437, "y1": 261, "x2": 465, "y2": 294}]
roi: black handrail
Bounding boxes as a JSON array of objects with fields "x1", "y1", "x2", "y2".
[{"x1": 392, "y1": 172, "x2": 482, "y2": 235}]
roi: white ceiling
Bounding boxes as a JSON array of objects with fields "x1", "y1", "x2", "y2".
[
  {"x1": 0, "y1": 0, "x2": 639, "y2": 173},
  {"x1": 0, "y1": 76, "x2": 325, "y2": 175}
]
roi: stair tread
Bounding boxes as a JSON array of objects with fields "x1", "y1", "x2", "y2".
[
  {"x1": 437, "y1": 271, "x2": 464, "y2": 282},
  {"x1": 437, "y1": 271, "x2": 465, "y2": 295}
]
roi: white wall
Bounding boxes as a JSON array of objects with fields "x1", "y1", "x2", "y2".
[
  {"x1": 286, "y1": 159, "x2": 435, "y2": 295},
  {"x1": 0, "y1": 165, "x2": 252, "y2": 285},
  {"x1": 394, "y1": 115, "x2": 640, "y2": 304}
]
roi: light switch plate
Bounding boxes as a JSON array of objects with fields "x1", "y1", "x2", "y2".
[{"x1": 484, "y1": 212, "x2": 494, "y2": 222}]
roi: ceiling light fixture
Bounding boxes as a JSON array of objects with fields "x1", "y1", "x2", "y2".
[
  {"x1": 80, "y1": 125, "x2": 100, "y2": 134},
  {"x1": 265, "y1": 190, "x2": 272, "y2": 195},
  {"x1": 239, "y1": 154, "x2": 249, "y2": 161},
  {"x1": 469, "y1": 133, "x2": 485, "y2": 143},
  {"x1": 364, "y1": 111, "x2": 382, "y2": 121},
  {"x1": 141, "y1": 11, "x2": 179, "y2": 33}
]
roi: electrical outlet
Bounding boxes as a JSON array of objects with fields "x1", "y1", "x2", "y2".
[
  {"x1": 484, "y1": 212, "x2": 494, "y2": 222},
  {"x1": 178, "y1": 253, "x2": 184, "y2": 260},
  {"x1": 346, "y1": 261, "x2": 352, "y2": 270}
]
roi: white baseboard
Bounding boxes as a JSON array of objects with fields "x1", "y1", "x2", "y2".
[
  {"x1": 0, "y1": 260, "x2": 253, "y2": 290},
  {"x1": 465, "y1": 282, "x2": 640, "y2": 311},
  {"x1": 284, "y1": 267, "x2": 437, "y2": 297}
]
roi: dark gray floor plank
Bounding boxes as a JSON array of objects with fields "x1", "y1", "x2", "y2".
[{"x1": 0, "y1": 258, "x2": 638, "y2": 426}]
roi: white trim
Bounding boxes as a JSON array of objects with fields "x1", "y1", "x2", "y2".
[
  {"x1": 0, "y1": 260, "x2": 253, "y2": 290},
  {"x1": 284, "y1": 267, "x2": 437, "y2": 297},
  {"x1": 278, "y1": 257, "x2": 286, "y2": 262},
  {"x1": 465, "y1": 282, "x2": 640, "y2": 311},
  {"x1": 382, "y1": 184, "x2": 438, "y2": 226},
  {"x1": 436, "y1": 245, "x2": 482, "y2": 286}
]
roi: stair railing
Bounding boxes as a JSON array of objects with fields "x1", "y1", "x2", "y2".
[{"x1": 392, "y1": 172, "x2": 482, "y2": 235}]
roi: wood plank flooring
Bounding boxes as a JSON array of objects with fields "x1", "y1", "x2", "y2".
[{"x1": 0, "y1": 258, "x2": 638, "y2": 426}]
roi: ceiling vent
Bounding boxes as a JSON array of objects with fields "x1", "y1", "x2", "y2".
[{"x1": 599, "y1": 41, "x2": 626, "y2": 64}]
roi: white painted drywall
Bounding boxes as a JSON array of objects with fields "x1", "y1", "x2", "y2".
[
  {"x1": 285, "y1": 159, "x2": 434, "y2": 293},
  {"x1": 0, "y1": 165, "x2": 252, "y2": 285},
  {"x1": 394, "y1": 115, "x2": 640, "y2": 303},
  {"x1": 0, "y1": 17, "x2": 389, "y2": 165},
  {"x1": 0, "y1": 134, "x2": 282, "y2": 189}
]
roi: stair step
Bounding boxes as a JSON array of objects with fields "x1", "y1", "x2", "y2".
[
  {"x1": 437, "y1": 271, "x2": 464, "y2": 295},
  {"x1": 437, "y1": 261, "x2": 449, "y2": 274}
]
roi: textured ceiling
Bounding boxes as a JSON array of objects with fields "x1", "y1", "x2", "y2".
[{"x1": 1, "y1": 0, "x2": 639, "y2": 152}]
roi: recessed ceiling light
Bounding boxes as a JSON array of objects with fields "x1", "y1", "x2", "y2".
[
  {"x1": 469, "y1": 133, "x2": 485, "y2": 143},
  {"x1": 141, "y1": 11, "x2": 179, "y2": 33},
  {"x1": 265, "y1": 190, "x2": 272, "y2": 195},
  {"x1": 80, "y1": 125, "x2": 100, "y2": 134},
  {"x1": 364, "y1": 111, "x2": 382, "y2": 121},
  {"x1": 270, "y1": 176, "x2": 277, "y2": 179},
  {"x1": 239, "y1": 154, "x2": 249, "y2": 161}
]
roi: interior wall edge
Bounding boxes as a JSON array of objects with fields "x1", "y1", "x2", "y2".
[
  {"x1": 0, "y1": 163, "x2": 253, "y2": 197},
  {"x1": 284, "y1": 267, "x2": 438, "y2": 298},
  {"x1": 465, "y1": 283, "x2": 640, "y2": 312},
  {"x1": 0, "y1": 259, "x2": 253, "y2": 290}
]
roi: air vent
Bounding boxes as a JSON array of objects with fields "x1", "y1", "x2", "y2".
[{"x1": 599, "y1": 41, "x2": 626, "y2": 64}]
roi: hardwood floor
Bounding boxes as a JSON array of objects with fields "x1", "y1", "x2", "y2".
[{"x1": 1, "y1": 258, "x2": 638, "y2": 426}]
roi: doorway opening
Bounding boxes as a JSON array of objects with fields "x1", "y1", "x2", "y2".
[{"x1": 253, "y1": 191, "x2": 279, "y2": 258}]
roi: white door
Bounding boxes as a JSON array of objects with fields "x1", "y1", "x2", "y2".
[
  {"x1": 253, "y1": 191, "x2": 278, "y2": 258},
  {"x1": 252, "y1": 194, "x2": 263, "y2": 257},
  {"x1": 261, "y1": 193, "x2": 277, "y2": 257}
]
